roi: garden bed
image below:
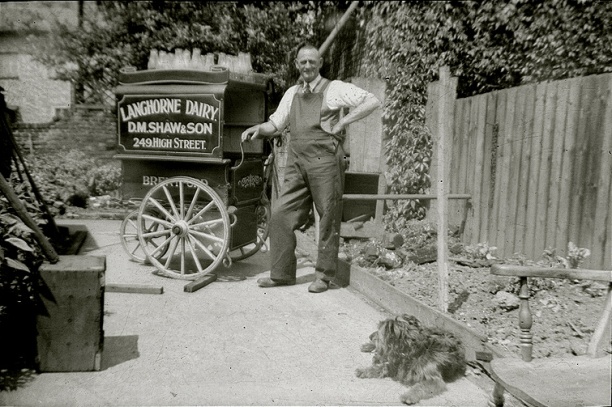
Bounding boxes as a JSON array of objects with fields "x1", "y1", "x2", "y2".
[{"x1": 338, "y1": 221, "x2": 609, "y2": 360}]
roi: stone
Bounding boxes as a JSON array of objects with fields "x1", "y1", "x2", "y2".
[{"x1": 494, "y1": 291, "x2": 520, "y2": 311}]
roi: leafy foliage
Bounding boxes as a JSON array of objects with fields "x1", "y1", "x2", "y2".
[
  {"x1": 14, "y1": 150, "x2": 122, "y2": 212},
  {"x1": 0, "y1": 174, "x2": 47, "y2": 369},
  {"x1": 360, "y1": 0, "x2": 612, "y2": 225},
  {"x1": 30, "y1": 1, "x2": 322, "y2": 104}
]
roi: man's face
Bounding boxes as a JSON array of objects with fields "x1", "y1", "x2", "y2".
[{"x1": 295, "y1": 48, "x2": 322, "y2": 84}]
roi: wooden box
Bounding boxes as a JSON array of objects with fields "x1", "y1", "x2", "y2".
[
  {"x1": 343, "y1": 171, "x2": 380, "y2": 221},
  {"x1": 37, "y1": 255, "x2": 105, "y2": 372}
]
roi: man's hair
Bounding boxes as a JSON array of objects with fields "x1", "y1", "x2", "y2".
[{"x1": 294, "y1": 42, "x2": 318, "y2": 58}]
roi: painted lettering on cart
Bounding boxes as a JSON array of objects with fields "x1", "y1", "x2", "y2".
[
  {"x1": 142, "y1": 176, "x2": 209, "y2": 187},
  {"x1": 133, "y1": 137, "x2": 207, "y2": 150},
  {"x1": 128, "y1": 122, "x2": 213, "y2": 135},
  {"x1": 120, "y1": 98, "x2": 219, "y2": 122},
  {"x1": 120, "y1": 98, "x2": 182, "y2": 121}
]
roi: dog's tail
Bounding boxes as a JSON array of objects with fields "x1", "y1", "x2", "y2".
[{"x1": 399, "y1": 376, "x2": 447, "y2": 405}]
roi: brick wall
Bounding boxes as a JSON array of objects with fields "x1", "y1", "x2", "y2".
[{"x1": 11, "y1": 105, "x2": 118, "y2": 164}]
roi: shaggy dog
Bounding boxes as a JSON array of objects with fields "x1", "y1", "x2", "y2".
[{"x1": 356, "y1": 314, "x2": 467, "y2": 405}]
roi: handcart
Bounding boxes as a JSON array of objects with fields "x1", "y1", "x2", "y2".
[{"x1": 114, "y1": 67, "x2": 273, "y2": 280}]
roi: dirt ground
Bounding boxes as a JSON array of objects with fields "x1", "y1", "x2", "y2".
[{"x1": 338, "y1": 220, "x2": 610, "y2": 359}]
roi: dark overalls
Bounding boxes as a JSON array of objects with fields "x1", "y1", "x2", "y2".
[{"x1": 269, "y1": 78, "x2": 347, "y2": 282}]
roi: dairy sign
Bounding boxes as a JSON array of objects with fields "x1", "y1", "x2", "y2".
[{"x1": 118, "y1": 94, "x2": 222, "y2": 156}]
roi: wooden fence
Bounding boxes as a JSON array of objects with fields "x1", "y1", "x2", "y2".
[{"x1": 428, "y1": 73, "x2": 612, "y2": 269}]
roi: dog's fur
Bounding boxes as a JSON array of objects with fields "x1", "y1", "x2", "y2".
[{"x1": 356, "y1": 314, "x2": 466, "y2": 405}]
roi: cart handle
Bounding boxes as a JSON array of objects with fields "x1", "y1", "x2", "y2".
[{"x1": 231, "y1": 141, "x2": 245, "y2": 171}]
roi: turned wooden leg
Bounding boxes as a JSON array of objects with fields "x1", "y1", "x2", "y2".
[
  {"x1": 488, "y1": 382, "x2": 505, "y2": 407},
  {"x1": 518, "y1": 276, "x2": 533, "y2": 362}
]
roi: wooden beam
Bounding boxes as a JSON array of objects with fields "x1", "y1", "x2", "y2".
[
  {"x1": 184, "y1": 273, "x2": 217, "y2": 293},
  {"x1": 436, "y1": 66, "x2": 456, "y2": 313},
  {"x1": 106, "y1": 283, "x2": 163, "y2": 295}
]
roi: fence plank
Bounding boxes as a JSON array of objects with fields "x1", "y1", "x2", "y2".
[
  {"x1": 479, "y1": 91, "x2": 497, "y2": 244},
  {"x1": 555, "y1": 77, "x2": 582, "y2": 257},
  {"x1": 534, "y1": 82, "x2": 557, "y2": 258},
  {"x1": 496, "y1": 87, "x2": 518, "y2": 257},
  {"x1": 545, "y1": 80, "x2": 570, "y2": 254},
  {"x1": 489, "y1": 91, "x2": 507, "y2": 254},
  {"x1": 451, "y1": 98, "x2": 467, "y2": 227},
  {"x1": 524, "y1": 82, "x2": 547, "y2": 259},
  {"x1": 464, "y1": 96, "x2": 480, "y2": 244},
  {"x1": 515, "y1": 84, "x2": 536, "y2": 257},
  {"x1": 592, "y1": 75, "x2": 612, "y2": 268},
  {"x1": 504, "y1": 86, "x2": 526, "y2": 256},
  {"x1": 471, "y1": 94, "x2": 487, "y2": 244},
  {"x1": 568, "y1": 76, "x2": 597, "y2": 260}
]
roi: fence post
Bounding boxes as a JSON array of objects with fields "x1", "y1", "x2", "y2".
[{"x1": 436, "y1": 66, "x2": 457, "y2": 312}]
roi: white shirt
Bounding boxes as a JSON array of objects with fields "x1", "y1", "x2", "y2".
[{"x1": 269, "y1": 75, "x2": 374, "y2": 132}]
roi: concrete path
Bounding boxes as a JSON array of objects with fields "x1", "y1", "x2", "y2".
[{"x1": 1, "y1": 219, "x2": 489, "y2": 406}]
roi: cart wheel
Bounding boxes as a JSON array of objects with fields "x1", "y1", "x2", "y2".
[
  {"x1": 137, "y1": 176, "x2": 231, "y2": 280},
  {"x1": 229, "y1": 201, "x2": 270, "y2": 261},
  {"x1": 120, "y1": 209, "x2": 169, "y2": 263}
]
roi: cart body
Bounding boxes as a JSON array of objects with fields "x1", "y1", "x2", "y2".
[{"x1": 115, "y1": 69, "x2": 272, "y2": 277}]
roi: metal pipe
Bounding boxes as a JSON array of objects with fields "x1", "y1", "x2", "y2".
[{"x1": 342, "y1": 194, "x2": 472, "y2": 201}]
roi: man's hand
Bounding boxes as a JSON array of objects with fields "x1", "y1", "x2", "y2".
[
  {"x1": 331, "y1": 120, "x2": 345, "y2": 136},
  {"x1": 241, "y1": 125, "x2": 260, "y2": 142}
]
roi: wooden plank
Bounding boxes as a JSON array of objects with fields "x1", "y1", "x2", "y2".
[
  {"x1": 489, "y1": 355, "x2": 612, "y2": 407},
  {"x1": 456, "y1": 98, "x2": 471, "y2": 229},
  {"x1": 524, "y1": 82, "x2": 547, "y2": 259},
  {"x1": 492, "y1": 264, "x2": 612, "y2": 281},
  {"x1": 556, "y1": 77, "x2": 582, "y2": 257},
  {"x1": 578, "y1": 74, "x2": 608, "y2": 268},
  {"x1": 592, "y1": 75, "x2": 612, "y2": 269},
  {"x1": 425, "y1": 82, "x2": 438, "y2": 195},
  {"x1": 504, "y1": 85, "x2": 525, "y2": 257},
  {"x1": 568, "y1": 76, "x2": 597, "y2": 260},
  {"x1": 479, "y1": 91, "x2": 497, "y2": 244},
  {"x1": 489, "y1": 90, "x2": 507, "y2": 253},
  {"x1": 449, "y1": 98, "x2": 466, "y2": 227},
  {"x1": 436, "y1": 66, "x2": 455, "y2": 313},
  {"x1": 464, "y1": 95, "x2": 480, "y2": 245},
  {"x1": 184, "y1": 273, "x2": 217, "y2": 293},
  {"x1": 496, "y1": 87, "x2": 517, "y2": 258},
  {"x1": 106, "y1": 283, "x2": 164, "y2": 295},
  {"x1": 514, "y1": 84, "x2": 536, "y2": 257},
  {"x1": 545, "y1": 80, "x2": 569, "y2": 253},
  {"x1": 534, "y1": 82, "x2": 557, "y2": 258}
]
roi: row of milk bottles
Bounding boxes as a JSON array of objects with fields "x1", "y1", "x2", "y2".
[{"x1": 147, "y1": 48, "x2": 253, "y2": 73}]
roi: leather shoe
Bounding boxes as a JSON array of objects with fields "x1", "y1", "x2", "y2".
[
  {"x1": 257, "y1": 277, "x2": 295, "y2": 288},
  {"x1": 308, "y1": 279, "x2": 329, "y2": 293}
]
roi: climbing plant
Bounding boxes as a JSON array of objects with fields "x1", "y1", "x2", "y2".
[{"x1": 359, "y1": 0, "x2": 612, "y2": 227}]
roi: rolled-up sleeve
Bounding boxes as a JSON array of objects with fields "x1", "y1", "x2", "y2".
[
  {"x1": 326, "y1": 81, "x2": 373, "y2": 110},
  {"x1": 269, "y1": 85, "x2": 299, "y2": 132}
]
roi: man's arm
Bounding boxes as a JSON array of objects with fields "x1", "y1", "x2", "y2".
[
  {"x1": 241, "y1": 121, "x2": 279, "y2": 142},
  {"x1": 331, "y1": 94, "x2": 381, "y2": 136}
]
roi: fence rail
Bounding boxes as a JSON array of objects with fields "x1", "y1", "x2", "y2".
[{"x1": 428, "y1": 73, "x2": 612, "y2": 269}]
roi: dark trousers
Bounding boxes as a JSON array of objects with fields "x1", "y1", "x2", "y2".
[{"x1": 269, "y1": 137, "x2": 346, "y2": 282}]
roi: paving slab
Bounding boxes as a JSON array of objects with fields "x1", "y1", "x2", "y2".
[{"x1": 1, "y1": 219, "x2": 489, "y2": 406}]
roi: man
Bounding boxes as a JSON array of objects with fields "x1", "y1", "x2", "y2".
[{"x1": 241, "y1": 43, "x2": 381, "y2": 293}]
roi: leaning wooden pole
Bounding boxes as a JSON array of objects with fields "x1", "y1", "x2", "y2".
[
  {"x1": 318, "y1": 1, "x2": 359, "y2": 56},
  {"x1": 436, "y1": 66, "x2": 456, "y2": 313}
]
